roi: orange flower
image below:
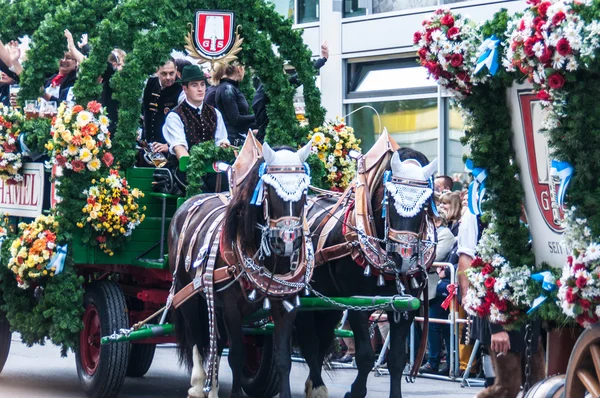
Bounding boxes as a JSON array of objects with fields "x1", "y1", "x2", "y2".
[
  {"x1": 72, "y1": 105, "x2": 84, "y2": 113},
  {"x1": 31, "y1": 238, "x2": 47, "y2": 255},
  {"x1": 87, "y1": 101, "x2": 102, "y2": 114},
  {"x1": 82, "y1": 123, "x2": 98, "y2": 136}
]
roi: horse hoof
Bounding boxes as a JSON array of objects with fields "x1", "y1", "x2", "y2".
[
  {"x1": 311, "y1": 385, "x2": 329, "y2": 398},
  {"x1": 187, "y1": 386, "x2": 206, "y2": 398}
]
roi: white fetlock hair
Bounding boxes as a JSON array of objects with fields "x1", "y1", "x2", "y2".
[
  {"x1": 311, "y1": 385, "x2": 329, "y2": 398},
  {"x1": 305, "y1": 377, "x2": 313, "y2": 398},
  {"x1": 188, "y1": 345, "x2": 207, "y2": 398}
]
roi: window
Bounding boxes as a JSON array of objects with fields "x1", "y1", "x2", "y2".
[
  {"x1": 268, "y1": 0, "x2": 294, "y2": 19},
  {"x1": 344, "y1": 0, "x2": 367, "y2": 18},
  {"x1": 372, "y1": 0, "x2": 436, "y2": 14},
  {"x1": 446, "y1": 103, "x2": 469, "y2": 185},
  {"x1": 297, "y1": 0, "x2": 320, "y2": 23}
]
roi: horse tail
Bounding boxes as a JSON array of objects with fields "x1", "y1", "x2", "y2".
[{"x1": 174, "y1": 291, "x2": 210, "y2": 371}]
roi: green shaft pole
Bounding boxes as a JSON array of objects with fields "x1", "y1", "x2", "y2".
[
  {"x1": 243, "y1": 323, "x2": 354, "y2": 338},
  {"x1": 101, "y1": 324, "x2": 174, "y2": 345},
  {"x1": 298, "y1": 296, "x2": 420, "y2": 311}
]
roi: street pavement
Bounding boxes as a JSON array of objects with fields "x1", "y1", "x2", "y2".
[{"x1": 0, "y1": 333, "x2": 482, "y2": 397}]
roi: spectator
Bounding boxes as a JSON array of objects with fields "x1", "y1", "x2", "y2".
[
  {"x1": 439, "y1": 191, "x2": 462, "y2": 236},
  {"x1": 435, "y1": 175, "x2": 453, "y2": 193},
  {"x1": 141, "y1": 58, "x2": 181, "y2": 154},
  {"x1": 101, "y1": 48, "x2": 126, "y2": 133},
  {"x1": 213, "y1": 61, "x2": 256, "y2": 146},
  {"x1": 252, "y1": 41, "x2": 329, "y2": 142},
  {"x1": 420, "y1": 265, "x2": 453, "y2": 375},
  {"x1": 204, "y1": 71, "x2": 218, "y2": 108},
  {"x1": 174, "y1": 58, "x2": 191, "y2": 80},
  {"x1": 434, "y1": 212, "x2": 456, "y2": 262}
]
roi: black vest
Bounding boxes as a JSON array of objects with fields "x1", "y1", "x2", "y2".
[
  {"x1": 142, "y1": 77, "x2": 182, "y2": 143},
  {"x1": 172, "y1": 101, "x2": 217, "y2": 148}
]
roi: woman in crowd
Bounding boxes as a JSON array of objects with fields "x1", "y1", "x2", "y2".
[
  {"x1": 439, "y1": 191, "x2": 462, "y2": 236},
  {"x1": 213, "y1": 61, "x2": 256, "y2": 146}
]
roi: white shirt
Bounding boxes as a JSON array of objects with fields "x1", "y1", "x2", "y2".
[
  {"x1": 162, "y1": 100, "x2": 229, "y2": 154},
  {"x1": 456, "y1": 211, "x2": 479, "y2": 259}
]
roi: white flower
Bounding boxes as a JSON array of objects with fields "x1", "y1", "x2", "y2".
[{"x1": 585, "y1": 243, "x2": 600, "y2": 262}]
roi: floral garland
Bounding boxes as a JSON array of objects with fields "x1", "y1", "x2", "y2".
[
  {"x1": 46, "y1": 101, "x2": 113, "y2": 173},
  {"x1": 7, "y1": 215, "x2": 60, "y2": 289},
  {"x1": 307, "y1": 118, "x2": 361, "y2": 191},
  {"x1": 77, "y1": 170, "x2": 145, "y2": 255},
  {"x1": 0, "y1": 105, "x2": 25, "y2": 184},
  {"x1": 505, "y1": 0, "x2": 600, "y2": 130}
]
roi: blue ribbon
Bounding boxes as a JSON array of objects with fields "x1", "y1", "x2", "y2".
[
  {"x1": 550, "y1": 160, "x2": 573, "y2": 209},
  {"x1": 382, "y1": 170, "x2": 392, "y2": 219},
  {"x1": 527, "y1": 271, "x2": 557, "y2": 314},
  {"x1": 429, "y1": 177, "x2": 439, "y2": 217},
  {"x1": 474, "y1": 35, "x2": 500, "y2": 76},
  {"x1": 250, "y1": 163, "x2": 268, "y2": 206},
  {"x1": 465, "y1": 159, "x2": 487, "y2": 216},
  {"x1": 47, "y1": 244, "x2": 68, "y2": 275}
]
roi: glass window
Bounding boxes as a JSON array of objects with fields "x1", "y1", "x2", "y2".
[
  {"x1": 446, "y1": 103, "x2": 469, "y2": 187},
  {"x1": 348, "y1": 58, "x2": 437, "y2": 99},
  {"x1": 297, "y1": 0, "x2": 320, "y2": 23},
  {"x1": 344, "y1": 0, "x2": 366, "y2": 17},
  {"x1": 268, "y1": 0, "x2": 295, "y2": 19},
  {"x1": 372, "y1": 0, "x2": 436, "y2": 14},
  {"x1": 347, "y1": 99, "x2": 438, "y2": 161}
]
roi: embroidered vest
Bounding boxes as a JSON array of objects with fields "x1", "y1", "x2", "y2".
[{"x1": 172, "y1": 101, "x2": 217, "y2": 147}]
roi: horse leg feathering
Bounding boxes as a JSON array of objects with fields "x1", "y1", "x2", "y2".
[{"x1": 188, "y1": 345, "x2": 207, "y2": 398}]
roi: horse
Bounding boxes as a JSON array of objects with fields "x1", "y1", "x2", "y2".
[
  {"x1": 297, "y1": 137, "x2": 437, "y2": 398},
  {"x1": 169, "y1": 141, "x2": 314, "y2": 398}
]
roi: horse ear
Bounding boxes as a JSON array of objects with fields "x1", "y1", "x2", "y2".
[
  {"x1": 297, "y1": 140, "x2": 313, "y2": 163},
  {"x1": 423, "y1": 158, "x2": 438, "y2": 179},
  {"x1": 263, "y1": 142, "x2": 276, "y2": 165},
  {"x1": 391, "y1": 151, "x2": 402, "y2": 176}
]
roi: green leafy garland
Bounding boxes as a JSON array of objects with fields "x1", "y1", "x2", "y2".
[
  {"x1": 187, "y1": 142, "x2": 236, "y2": 196},
  {"x1": 0, "y1": 0, "x2": 57, "y2": 40}
]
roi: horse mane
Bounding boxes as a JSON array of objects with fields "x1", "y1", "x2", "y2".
[{"x1": 224, "y1": 145, "x2": 296, "y2": 253}]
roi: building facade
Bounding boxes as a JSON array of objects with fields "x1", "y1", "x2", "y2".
[{"x1": 270, "y1": 0, "x2": 527, "y2": 181}]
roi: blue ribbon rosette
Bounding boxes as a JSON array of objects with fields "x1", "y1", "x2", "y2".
[
  {"x1": 549, "y1": 160, "x2": 573, "y2": 209},
  {"x1": 465, "y1": 159, "x2": 487, "y2": 216},
  {"x1": 474, "y1": 35, "x2": 501, "y2": 76}
]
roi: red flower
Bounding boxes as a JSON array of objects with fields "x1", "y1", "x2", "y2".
[
  {"x1": 567, "y1": 256, "x2": 573, "y2": 266},
  {"x1": 55, "y1": 154, "x2": 67, "y2": 167},
  {"x1": 565, "y1": 287, "x2": 576, "y2": 304},
  {"x1": 573, "y1": 263, "x2": 586, "y2": 272},
  {"x1": 576, "y1": 275, "x2": 588, "y2": 289},
  {"x1": 481, "y1": 264, "x2": 494, "y2": 276},
  {"x1": 456, "y1": 71, "x2": 469, "y2": 81},
  {"x1": 440, "y1": 13, "x2": 454, "y2": 27},
  {"x1": 72, "y1": 105, "x2": 84, "y2": 114},
  {"x1": 471, "y1": 257, "x2": 484, "y2": 268},
  {"x1": 110, "y1": 169, "x2": 119, "y2": 176},
  {"x1": 447, "y1": 26, "x2": 460, "y2": 39},
  {"x1": 71, "y1": 160, "x2": 85, "y2": 172},
  {"x1": 120, "y1": 215, "x2": 128, "y2": 224},
  {"x1": 413, "y1": 31, "x2": 422, "y2": 44},
  {"x1": 548, "y1": 73, "x2": 566, "y2": 89},
  {"x1": 450, "y1": 53, "x2": 464, "y2": 68},
  {"x1": 527, "y1": 0, "x2": 541, "y2": 5},
  {"x1": 418, "y1": 47, "x2": 428, "y2": 60},
  {"x1": 87, "y1": 101, "x2": 102, "y2": 113},
  {"x1": 96, "y1": 235, "x2": 107, "y2": 243},
  {"x1": 552, "y1": 11, "x2": 566, "y2": 25},
  {"x1": 112, "y1": 197, "x2": 120, "y2": 205},
  {"x1": 580, "y1": 299, "x2": 591, "y2": 310},
  {"x1": 87, "y1": 197, "x2": 95, "y2": 205},
  {"x1": 484, "y1": 277, "x2": 496, "y2": 289},
  {"x1": 495, "y1": 299, "x2": 508, "y2": 312},
  {"x1": 536, "y1": 90, "x2": 551, "y2": 101},
  {"x1": 102, "y1": 152, "x2": 114, "y2": 168},
  {"x1": 3, "y1": 142, "x2": 16, "y2": 152},
  {"x1": 538, "y1": 47, "x2": 553, "y2": 63},
  {"x1": 537, "y1": 1, "x2": 551, "y2": 16},
  {"x1": 556, "y1": 38, "x2": 572, "y2": 56},
  {"x1": 425, "y1": 30, "x2": 433, "y2": 43}
]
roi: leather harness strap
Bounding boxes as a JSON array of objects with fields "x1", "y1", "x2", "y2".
[
  {"x1": 172, "y1": 265, "x2": 235, "y2": 309},
  {"x1": 409, "y1": 279, "x2": 429, "y2": 380}
]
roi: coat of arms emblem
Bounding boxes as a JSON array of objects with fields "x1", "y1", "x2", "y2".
[{"x1": 185, "y1": 10, "x2": 243, "y2": 68}]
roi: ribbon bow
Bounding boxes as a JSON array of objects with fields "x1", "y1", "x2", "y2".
[
  {"x1": 550, "y1": 160, "x2": 573, "y2": 209},
  {"x1": 47, "y1": 244, "x2": 68, "y2": 275},
  {"x1": 474, "y1": 35, "x2": 500, "y2": 76},
  {"x1": 465, "y1": 159, "x2": 487, "y2": 216},
  {"x1": 441, "y1": 283, "x2": 457, "y2": 310},
  {"x1": 527, "y1": 271, "x2": 557, "y2": 314}
]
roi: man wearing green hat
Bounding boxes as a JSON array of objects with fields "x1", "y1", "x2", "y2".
[{"x1": 163, "y1": 64, "x2": 229, "y2": 160}]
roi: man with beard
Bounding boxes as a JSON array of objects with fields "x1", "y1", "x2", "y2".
[{"x1": 141, "y1": 58, "x2": 182, "y2": 155}]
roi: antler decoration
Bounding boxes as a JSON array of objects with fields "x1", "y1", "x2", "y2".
[{"x1": 185, "y1": 23, "x2": 244, "y2": 71}]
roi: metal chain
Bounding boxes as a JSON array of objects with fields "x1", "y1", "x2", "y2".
[
  {"x1": 523, "y1": 321, "x2": 533, "y2": 394},
  {"x1": 307, "y1": 285, "x2": 392, "y2": 312}
]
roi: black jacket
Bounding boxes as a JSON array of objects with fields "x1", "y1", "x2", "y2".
[
  {"x1": 215, "y1": 78, "x2": 255, "y2": 145},
  {"x1": 101, "y1": 63, "x2": 119, "y2": 133},
  {"x1": 44, "y1": 69, "x2": 77, "y2": 103},
  {"x1": 204, "y1": 85, "x2": 217, "y2": 108},
  {"x1": 141, "y1": 76, "x2": 182, "y2": 144}
]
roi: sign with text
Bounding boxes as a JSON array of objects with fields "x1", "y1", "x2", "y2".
[
  {"x1": 0, "y1": 162, "x2": 44, "y2": 217},
  {"x1": 508, "y1": 82, "x2": 567, "y2": 267}
]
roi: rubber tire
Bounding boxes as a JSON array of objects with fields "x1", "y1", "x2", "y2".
[
  {"x1": 126, "y1": 343, "x2": 156, "y2": 377},
  {"x1": 76, "y1": 281, "x2": 130, "y2": 398},
  {"x1": 241, "y1": 335, "x2": 280, "y2": 398},
  {"x1": 0, "y1": 312, "x2": 11, "y2": 374}
]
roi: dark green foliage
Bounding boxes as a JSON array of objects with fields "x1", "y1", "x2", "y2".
[{"x1": 187, "y1": 142, "x2": 236, "y2": 196}]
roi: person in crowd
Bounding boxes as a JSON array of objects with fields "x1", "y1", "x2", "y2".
[
  {"x1": 435, "y1": 175, "x2": 453, "y2": 193},
  {"x1": 174, "y1": 58, "x2": 191, "y2": 80},
  {"x1": 163, "y1": 65, "x2": 229, "y2": 158},
  {"x1": 101, "y1": 48, "x2": 126, "y2": 133},
  {"x1": 0, "y1": 40, "x2": 22, "y2": 107},
  {"x1": 420, "y1": 264, "x2": 453, "y2": 375},
  {"x1": 213, "y1": 61, "x2": 256, "y2": 146},
  {"x1": 141, "y1": 58, "x2": 181, "y2": 154},
  {"x1": 204, "y1": 70, "x2": 218, "y2": 108},
  {"x1": 340, "y1": 320, "x2": 355, "y2": 363},
  {"x1": 252, "y1": 41, "x2": 329, "y2": 142},
  {"x1": 458, "y1": 206, "x2": 545, "y2": 397},
  {"x1": 439, "y1": 191, "x2": 462, "y2": 236},
  {"x1": 39, "y1": 31, "x2": 83, "y2": 104},
  {"x1": 459, "y1": 189, "x2": 469, "y2": 216}
]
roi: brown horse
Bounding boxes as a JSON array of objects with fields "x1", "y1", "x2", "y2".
[
  {"x1": 297, "y1": 135, "x2": 437, "y2": 398},
  {"x1": 169, "y1": 142, "x2": 313, "y2": 398}
]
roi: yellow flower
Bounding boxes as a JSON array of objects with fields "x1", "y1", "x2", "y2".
[
  {"x1": 79, "y1": 148, "x2": 93, "y2": 163},
  {"x1": 76, "y1": 111, "x2": 93, "y2": 128},
  {"x1": 335, "y1": 143, "x2": 343, "y2": 150},
  {"x1": 87, "y1": 157, "x2": 101, "y2": 172},
  {"x1": 99, "y1": 115, "x2": 109, "y2": 127},
  {"x1": 45, "y1": 142, "x2": 54, "y2": 151},
  {"x1": 66, "y1": 144, "x2": 78, "y2": 156},
  {"x1": 312, "y1": 132, "x2": 325, "y2": 145},
  {"x1": 61, "y1": 130, "x2": 73, "y2": 143},
  {"x1": 334, "y1": 149, "x2": 342, "y2": 157}
]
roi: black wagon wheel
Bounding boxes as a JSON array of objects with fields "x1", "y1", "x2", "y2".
[
  {"x1": 75, "y1": 280, "x2": 129, "y2": 398},
  {"x1": 564, "y1": 324, "x2": 600, "y2": 398},
  {"x1": 241, "y1": 335, "x2": 280, "y2": 398},
  {"x1": 0, "y1": 312, "x2": 11, "y2": 374},
  {"x1": 126, "y1": 343, "x2": 156, "y2": 377}
]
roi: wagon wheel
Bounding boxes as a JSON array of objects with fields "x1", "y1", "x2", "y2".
[
  {"x1": 564, "y1": 324, "x2": 600, "y2": 398},
  {"x1": 75, "y1": 281, "x2": 129, "y2": 398},
  {"x1": 126, "y1": 343, "x2": 156, "y2": 377},
  {"x1": 0, "y1": 312, "x2": 11, "y2": 374},
  {"x1": 241, "y1": 335, "x2": 279, "y2": 398}
]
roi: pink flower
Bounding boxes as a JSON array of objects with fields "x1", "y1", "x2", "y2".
[
  {"x1": 556, "y1": 38, "x2": 572, "y2": 56},
  {"x1": 548, "y1": 73, "x2": 566, "y2": 89},
  {"x1": 102, "y1": 152, "x2": 114, "y2": 168},
  {"x1": 87, "y1": 101, "x2": 102, "y2": 114},
  {"x1": 71, "y1": 160, "x2": 85, "y2": 173}
]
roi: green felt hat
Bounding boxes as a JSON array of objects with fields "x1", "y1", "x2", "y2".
[{"x1": 178, "y1": 65, "x2": 208, "y2": 84}]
